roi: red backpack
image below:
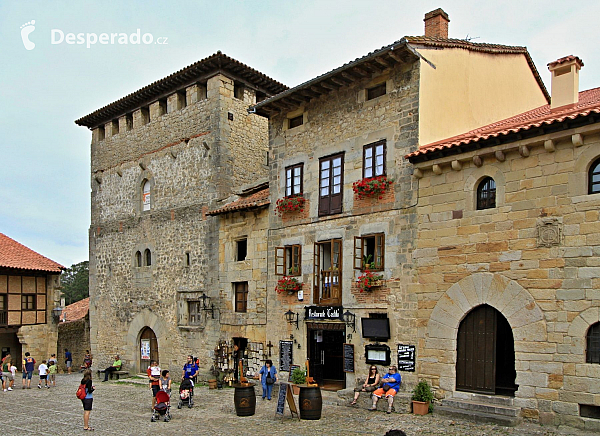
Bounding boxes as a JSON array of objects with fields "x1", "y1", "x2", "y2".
[{"x1": 76, "y1": 383, "x2": 86, "y2": 400}]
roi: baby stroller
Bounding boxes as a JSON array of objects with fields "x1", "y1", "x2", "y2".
[
  {"x1": 178, "y1": 378, "x2": 194, "y2": 409},
  {"x1": 151, "y1": 390, "x2": 171, "y2": 422}
]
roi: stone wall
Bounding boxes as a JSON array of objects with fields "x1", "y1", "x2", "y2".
[{"x1": 57, "y1": 316, "x2": 90, "y2": 373}]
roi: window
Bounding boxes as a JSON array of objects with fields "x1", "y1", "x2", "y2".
[
  {"x1": 159, "y1": 98, "x2": 167, "y2": 116},
  {"x1": 185, "y1": 252, "x2": 191, "y2": 267},
  {"x1": 144, "y1": 249, "x2": 152, "y2": 266},
  {"x1": 111, "y1": 119, "x2": 119, "y2": 135},
  {"x1": 313, "y1": 239, "x2": 342, "y2": 305},
  {"x1": 367, "y1": 83, "x2": 386, "y2": 100},
  {"x1": 234, "y1": 83, "x2": 245, "y2": 100},
  {"x1": 285, "y1": 164, "x2": 303, "y2": 197},
  {"x1": 275, "y1": 245, "x2": 302, "y2": 276},
  {"x1": 177, "y1": 90, "x2": 187, "y2": 109},
  {"x1": 135, "y1": 251, "x2": 142, "y2": 267},
  {"x1": 125, "y1": 113, "x2": 133, "y2": 131},
  {"x1": 97, "y1": 125, "x2": 105, "y2": 141},
  {"x1": 234, "y1": 282, "x2": 248, "y2": 313},
  {"x1": 587, "y1": 322, "x2": 600, "y2": 364},
  {"x1": 236, "y1": 239, "x2": 247, "y2": 261},
  {"x1": 188, "y1": 301, "x2": 202, "y2": 325},
  {"x1": 354, "y1": 233, "x2": 385, "y2": 271},
  {"x1": 288, "y1": 115, "x2": 303, "y2": 129},
  {"x1": 142, "y1": 180, "x2": 151, "y2": 211},
  {"x1": 0, "y1": 294, "x2": 6, "y2": 325},
  {"x1": 141, "y1": 106, "x2": 150, "y2": 124},
  {"x1": 363, "y1": 141, "x2": 386, "y2": 178},
  {"x1": 319, "y1": 154, "x2": 344, "y2": 216},
  {"x1": 476, "y1": 177, "x2": 496, "y2": 210},
  {"x1": 589, "y1": 158, "x2": 600, "y2": 194},
  {"x1": 21, "y1": 295, "x2": 35, "y2": 311}
]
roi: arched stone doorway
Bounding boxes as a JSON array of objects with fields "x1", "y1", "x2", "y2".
[
  {"x1": 139, "y1": 327, "x2": 159, "y2": 370},
  {"x1": 456, "y1": 304, "x2": 516, "y2": 396}
]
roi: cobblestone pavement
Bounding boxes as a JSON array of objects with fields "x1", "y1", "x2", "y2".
[{"x1": 0, "y1": 374, "x2": 596, "y2": 436}]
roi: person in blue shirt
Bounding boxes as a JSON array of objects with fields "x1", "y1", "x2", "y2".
[
  {"x1": 65, "y1": 349, "x2": 73, "y2": 374},
  {"x1": 21, "y1": 352, "x2": 36, "y2": 389},
  {"x1": 370, "y1": 365, "x2": 401, "y2": 414},
  {"x1": 257, "y1": 359, "x2": 278, "y2": 400},
  {"x1": 181, "y1": 355, "x2": 198, "y2": 385}
]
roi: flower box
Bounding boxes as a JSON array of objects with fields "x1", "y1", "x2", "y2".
[
  {"x1": 352, "y1": 175, "x2": 393, "y2": 200},
  {"x1": 276, "y1": 276, "x2": 302, "y2": 294},
  {"x1": 275, "y1": 195, "x2": 306, "y2": 216},
  {"x1": 356, "y1": 269, "x2": 384, "y2": 293}
]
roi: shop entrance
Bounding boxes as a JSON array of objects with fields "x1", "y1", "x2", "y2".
[
  {"x1": 307, "y1": 323, "x2": 345, "y2": 391},
  {"x1": 139, "y1": 327, "x2": 159, "y2": 370}
]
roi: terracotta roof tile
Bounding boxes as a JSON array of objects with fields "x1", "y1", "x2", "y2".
[
  {"x1": 61, "y1": 297, "x2": 89, "y2": 323},
  {"x1": 406, "y1": 87, "x2": 600, "y2": 160},
  {"x1": 548, "y1": 55, "x2": 584, "y2": 69},
  {"x1": 0, "y1": 233, "x2": 64, "y2": 273},
  {"x1": 207, "y1": 188, "x2": 270, "y2": 216}
]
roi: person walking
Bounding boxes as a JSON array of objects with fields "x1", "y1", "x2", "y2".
[
  {"x1": 22, "y1": 352, "x2": 35, "y2": 389},
  {"x1": 80, "y1": 369, "x2": 95, "y2": 431},
  {"x1": 65, "y1": 349, "x2": 73, "y2": 374},
  {"x1": 48, "y1": 360, "x2": 57, "y2": 387},
  {"x1": 351, "y1": 365, "x2": 380, "y2": 405},
  {"x1": 1, "y1": 354, "x2": 14, "y2": 391},
  {"x1": 257, "y1": 359, "x2": 278, "y2": 400},
  {"x1": 37, "y1": 360, "x2": 49, "y2": 389}
]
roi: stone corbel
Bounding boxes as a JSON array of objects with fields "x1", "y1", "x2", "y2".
[
  {"x1": 519, "y1": 145, "x2": 530, "y2": 157},
  {"x1": 544, "y1": 139, "x2": 555, "y2": 152},
  {"x1": 572, "y1": 134, "x2": 583, "y2": 147},
  {"x1": 495, "y1": 150, "x2": 505, "y2": 162},
  {"x1": 473, "y1": 155, "x2": 483, "y2": 167},
  {"x1": 432, "y1": 164, "x2": 442, "y2": 175},
  {"x1": 413, "y1": 168, "x2": 423, "y2": 179},
  {"x1": 451, "y1": 160, "x2": 462, "y2": 171}
]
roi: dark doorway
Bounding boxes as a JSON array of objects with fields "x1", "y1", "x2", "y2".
[
  {"x1": 139, "y1": 327, "x2": 159, "y2": 370},
  {"x1": 233, "y1": 337, "x2": 248, "y2": 382},
  {"x1": 308, "y1": 325, "x2": 345, "y2": 390},
  {"x1": 456, "y1": 305, "x2": 517, "y2": 396}
]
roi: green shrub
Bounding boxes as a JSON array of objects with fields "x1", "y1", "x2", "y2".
[
  {"x1": 291, "y1": 366, "x2": 306, "y2": 384},
  {"x1": 411, "y1": 379, "x2": 434, "y2": 403}
]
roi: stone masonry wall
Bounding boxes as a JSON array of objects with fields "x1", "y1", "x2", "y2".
[{"x1": 57, "y1": 316, "x2": 90, "y2": 373}]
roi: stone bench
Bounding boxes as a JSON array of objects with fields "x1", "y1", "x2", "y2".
[
  {"x1": 336, "y1": 388, "x2": 412, "y2": 413},
  {"x1": 97, "y1": 369, "x2": 129, "y2": 380}
]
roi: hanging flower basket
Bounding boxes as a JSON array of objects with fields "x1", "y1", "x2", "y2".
[
  {"x1": 352, "y1": 175, "x2": 393, "y2": 200},
  {"x1": 276, "y1": 276, "x2": 302, "y2": 294},
  {"x1": 275, "y1": 195, "x2": 306, "y2": 216},
  {"x1": 356, "y1": 269, "x2": 384, "y2": 292}
]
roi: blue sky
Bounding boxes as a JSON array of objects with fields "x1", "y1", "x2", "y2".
[{"x1": 1, "y1": 0, "x2": 599, "y2": 267}]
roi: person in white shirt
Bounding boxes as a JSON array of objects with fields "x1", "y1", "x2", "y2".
[{"x1": 38, "y1": 360, "x2": 49, "y2": 389}]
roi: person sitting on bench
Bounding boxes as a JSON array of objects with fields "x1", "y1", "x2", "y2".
[
  {"x1": 102, "y1": 355, "x2": 122, "y2": 381},
  {"x1": 370, "y1": 365, "x2": 401, "y2": 414}
]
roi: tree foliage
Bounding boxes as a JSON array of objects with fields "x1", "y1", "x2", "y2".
[{"x1": 61, "y1": 261, "x2": 89, "y2": 305}]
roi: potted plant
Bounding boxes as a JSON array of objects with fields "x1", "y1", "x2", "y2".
[
  {"x1": 276, "y1": 276, "x2": 302, "y2": 294},
  {"x1": 275, "y1": 194, "x2": 306, "y2": 216},
  {"x1": 352, "y1": 175, "x2": 393, "y2": 200},
  {"x1": 290, "y1": 366, "x2": 306, "y2": 395},
  {"x1": 356, "y1": 268, "x2": 384, "y2": 292},
  {"x1": 411, "y1": 379, "x2": 434, "y2": 415}
]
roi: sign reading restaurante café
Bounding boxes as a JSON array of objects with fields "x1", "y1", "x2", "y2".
[{"x1": 304, "y1": 306, "x2": 343, "y2": 320}]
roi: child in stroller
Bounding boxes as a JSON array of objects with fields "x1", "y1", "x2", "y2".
[
  {"x1": 151, "y1": 390, "x2": 171, "y2": 422},
  {"x1": 178, "y1": 378, "x2": 194, "y2": 409}
]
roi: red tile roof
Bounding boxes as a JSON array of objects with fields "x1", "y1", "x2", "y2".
[
  {"x1": 61, "y1": 297, "x2": 89, "y2": 323},
  {"x1": 406, "y1": 87, "x2": 600, "y2": 160},
  {"x1": 0, "y1": 233, "x2": 64, "y2": 273},
  {"x1": 548, "y1": 55, "x2": 583, "y2": 69},
  {"x1": 206, "y1": 187, "x2": 270, "y2": 216}
]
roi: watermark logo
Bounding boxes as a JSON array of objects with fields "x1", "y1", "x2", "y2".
[
  {"x1": 51, "y1": 29, "x2": 167, "y2": 48},
  {"x1": 20, "y1": 20, "x2": 36, "y2": 50}
]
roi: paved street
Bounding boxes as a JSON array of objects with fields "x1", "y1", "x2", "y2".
[{"x1": 0, "y1": 374, "x2": 596, "y2": 435}]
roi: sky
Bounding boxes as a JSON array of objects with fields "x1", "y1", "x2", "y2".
[{"x1": 1, "y1": 0, "x2": 599, "y2": 268}]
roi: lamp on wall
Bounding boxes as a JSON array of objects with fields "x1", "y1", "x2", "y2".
[
  {"x1": 343, "y1": 310, "x2": 356, "y2": 333},
  {"x1": 51, "y1": 306, "x2": 63, "y2": 323},
  {"x1": 284, "y1": 310, "x2": 299, "y2": 330},
  {"x1": 199, "y1": 293, "x2": 215, "y2": 319}
]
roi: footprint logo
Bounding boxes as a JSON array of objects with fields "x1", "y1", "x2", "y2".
[{"x1": 20, "y1": 20, "x2": 36, "y2": 50}]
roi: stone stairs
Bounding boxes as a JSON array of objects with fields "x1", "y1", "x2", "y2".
[{"x1": 435, "y1": 392, "x2": 522, "y2": 427}]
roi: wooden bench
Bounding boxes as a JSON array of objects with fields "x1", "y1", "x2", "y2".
[{"x1": 97, "y1": 369, "x2": 129, "y2": 380}]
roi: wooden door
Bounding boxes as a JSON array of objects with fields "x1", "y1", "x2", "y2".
[
  {"x1": 456, "y1": 305, "x2": 496, "y2": 394},
  {"x1": 140, "y1": 327, "x2": 159, "y2": 370}
]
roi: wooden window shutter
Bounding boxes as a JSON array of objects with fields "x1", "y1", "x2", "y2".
[
  {"x1": 374, "y1": 234, "x2": 384, "y2": 270},
  {"x1": 313, "y1": 244, "x2": 321, "y2": 304},
  {"x1": 353, "y1": 236, "x2": 363, "y2": 270},
  {"x1": 330, "y1": 156, "x2": 343, "y2": 214},
  {"x1": 275, "y1": 247, "x2": 285, "y2": 275},
  {"x1": 291, "y1": 245, "x2": 301, "y2": 275}
]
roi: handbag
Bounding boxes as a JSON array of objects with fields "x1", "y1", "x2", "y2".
[
  {"x1": 382, "y1": 384, "x2": 391, "y2": 392},
  {"x1": 266, "y1": 375, "x2": 274, "y2": 385}
]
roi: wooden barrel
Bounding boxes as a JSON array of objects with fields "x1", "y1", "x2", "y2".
[
  {"x1": 299, "y1": 386, "x2": 322, "y2": 420},
  {"x1": 208, "y1": 379, "x2": 217, "y2": 389},
  {"x1": 233, "y1": 385, "x2": 256, "y2": 416}
]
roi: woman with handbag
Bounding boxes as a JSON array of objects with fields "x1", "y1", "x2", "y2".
[
  {"x1": 257, "y1": 359, "x2": 278, "y2": 400},
  {"x1": 350, "y1": 365, "x2": 380, "y2": 405}
]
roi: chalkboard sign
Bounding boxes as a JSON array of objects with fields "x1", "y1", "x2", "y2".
[
  {"x1": 397, "y1": 344, "x2": 416, "y2": 372},
  {"x1": 279, "y1": 340, "x2": 293, "y2": 371},
  {"x1": 275, "y1": 382, "x2": 299, "y2": 420},
  {"x1": 287, "y1": 364, "x2": 300, "y2": 382},
  {"x1": 343, "y1": 343, "x2": 354, "y2": 373}
]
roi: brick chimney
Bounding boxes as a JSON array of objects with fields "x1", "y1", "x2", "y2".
[
  {"x1": 548, "y1": 55, "x2": 584, "y2": 109},
  {"x1": 424, "y1": 8, "x2": 450, "y2": 39}
]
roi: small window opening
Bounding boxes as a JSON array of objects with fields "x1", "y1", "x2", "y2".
[
  {"x1": 144, "y1": 249, "x2": 152, "y2": 266},
  {"x1": 159, "y1": 98, "x2": 167, "y2": 116},
  {"x1": 288, "y1": 115, "x2": 303, "y2": 129},
  {"x1": 234, "y1": 83, "x2": 245, "y2": 100},
  {"x1": 97, "y1": 125, "x2": 105, "y2": 140},
  {"x1": 367, "y1": 83, "x2": 386, "y2": 100},
  {"x1": 21, "y1": 295, "x2": 35, "y2": 311},
  {"x1": 587, "y1": 322, "x2": 600, "y2": 364},
  {"x1": 477, "y1": 177, "x2": 496, "y2": 210},
  {"x1": 141, "y1": 106, "x2": 150, "y2": 124},
  {"x1": 580, "y1": 404, "x2": 600, "y2": 419},
  {"x1": 136, "y1": 251, "x2": 142, "y2": 267},
  {"x1": 237, "y1": 239, "x2": 247, "y2": 261},
  {"x1": 111, "y1": 119, "x2": 119, "y2": 135},
  {"x1": 188, "y1": 301, "x2": 202, "y2": 325},
  {"x1": 125, "y1": 113, "x2": 133, "y2": 131},
  {"x1": 142, "y1": 180, "x2": 151, "y2": 211},
  {"x1": 588, "y1": 158, "x2": 600, "y2": 194},
  {"x1": 256, "y1": 91, "x2": 266, "y2": 103},
  {"x1": 185, "y1": 252, "x2": 191, "y2": 267},
  {"x1": 177, "y1": 90, "x2": 187, "y2": 109}
]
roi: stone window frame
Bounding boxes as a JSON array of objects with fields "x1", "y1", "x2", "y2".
[
  {"x1": 588, "y1": 157, "x2": 600, "y2": 194},
  {"x1": 463, "y1": 167, "x2": 505, "y2": 214},
  {"x1": 188, "y1": 301, "x2": 203, "y2": 326},
  {"x1": 144, "y1": 248, "x2": 152, "y2": 266},
  {"x1": 586, "y1": 322, "x2": 600, "y2": 364},
  {"x1": 285, "y1": 163, "x2": 304, "y2": 197},
  {"x1": 275, "y1": 245, "x2": 302, "y2": 276},
  {"x1": 569, "y1": 147, "x2": 600, "y2": 198},
  {"x1": 135, "y1": 171, "x2": 155, "y2": 215},
  {"x1": 236, "y1": 238, "x2": 248, "y2": 262},
  {"x1": 132, "y1": 243, "x2": 156, "y2": 269},
  {"x1": 359, "y1": 75, "x2": 392, "y2": 106},
  {"x1": 363, "y1": 140, "x2": 386, "y2": 179},
  {"x1": 476, "y1": 176, "x2": 496, "y2": 210},
  {"x1": 283, "y1": 107, "x2": 307, "y2": 134},
  {"x1": 135, "y1": 251, "x2": 142, "y2": 267},
  {"x1": 353, "y1": 233, "x2": 385, "y2": 272},
  {"x1": 318, "y1": 153, "x2": 344, "y2": 216}
]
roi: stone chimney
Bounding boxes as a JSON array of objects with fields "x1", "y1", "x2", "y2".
[
  {"x1": 548, "y1": 55, "x2": 584, "y2": 109},
  {"x1": 424, "y1": 8, "x2": 450, "y2": 39}
]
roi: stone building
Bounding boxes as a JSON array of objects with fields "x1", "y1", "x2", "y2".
[
  {"x1": 405, "y1": 55, "x2": 600, "y2": 430},
  {"x1": 57, "y1": 297, "x2": 90, "y2": 372},
  {"x1": 0, "y1": 232, "x2": 64, "y2": 366},
  {"x1": 250, "y1": 8, "x2": 547, "y2": 391},
  {"x1": 75, "y1": 52, "x2": 286, "y2": 373}
]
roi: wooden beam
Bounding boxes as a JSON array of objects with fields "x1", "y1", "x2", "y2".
[
  {"x1": 351, "y1": 67, "x2": 369, "y2": 77},
  {"x1": 374, "y1": 57, "x2": 390, "y2": 68},
  {"x1": 329, "y1": 77, "x2": 346, "y2": 87},
  {"x1": 320, "y1": 81, "x2": 338, "y2": 90},
  {"x1": 311, "y1": 85, "x2": 329, "y2": 95},
  {"x1": 341, "y1": 72, "x2": 359, "y2": 81},
  {"x1": 387, "y1": 51, "x2": 402, "y2": 62}
]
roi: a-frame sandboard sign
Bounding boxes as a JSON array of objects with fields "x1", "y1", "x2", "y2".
[{"x1": 275, "y1": 382, "x2": 300, "y2": 420}]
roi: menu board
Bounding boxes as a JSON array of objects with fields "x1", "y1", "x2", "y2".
[
  {"x1": 397, "y1": 344, "x2": 416, "y2": 372},
  {"x1": 343, "y1": 343, "x2": 354, "y2": 373},
  {"x1": 287, "y1": 364, "x2": 300, "y2": 382},
  {"x1": 279, "y1": 340, "x2": 293, "y2": 371},
  {"x1": 276, "y1": 382, "x2": 299, "y2": 420}
]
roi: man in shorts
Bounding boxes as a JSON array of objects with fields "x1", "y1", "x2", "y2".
[
  {"x1": 22, "y1": 352, "x2": 36, "y2": 389},
  {"x1": 370, "y1": 365, "x2": 402, "y2": 414},
  {"x1": 65, "y1": 349, "x2": 72, "y2": 374},
  {"x1": 2, "y1": 354, "x2": 14, "y2": 391}
]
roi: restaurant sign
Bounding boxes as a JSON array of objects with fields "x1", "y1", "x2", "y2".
[{"x1": 304, "y1": 306, "x2": 343, "y2": 320}]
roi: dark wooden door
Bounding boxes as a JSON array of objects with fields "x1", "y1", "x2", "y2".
[
  {"x1": 140, "y1": 327, "x2": 159, "y2": 369},
  {"x1": 456, "y1": 305, "x2": 496, "y2": 394}
]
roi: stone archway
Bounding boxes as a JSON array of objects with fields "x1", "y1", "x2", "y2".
[
  {"x1": 126, "y1": 309, "x2": 169, "y2": 374},
  {"x1": 425, "y1": 272, "x2": 546, "y2": 396}
]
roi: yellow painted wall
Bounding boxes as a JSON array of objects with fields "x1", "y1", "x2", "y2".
[{"x1": 418, "y1": 48, "x2": 548, "y2": 146}]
